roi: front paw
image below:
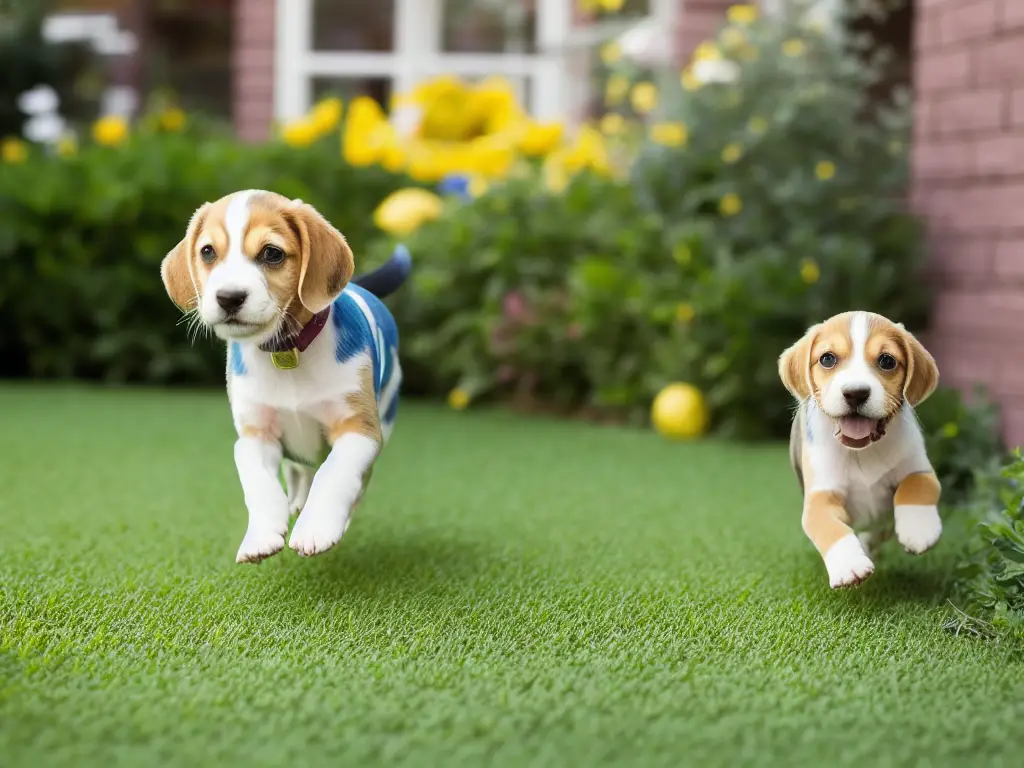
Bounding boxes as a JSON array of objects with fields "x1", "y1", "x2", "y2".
[
  {"x1": 895, "y1": 504, "x2": 942, "y2": 555},
  {"x1": 288, "y1": 506, "x2": 352, "y2": 557},
  {"x1": 824, "y1": 534, "x2": 875, "y2": 589},
  {"x1": 236, "y1": 527, "x2": 287, "y2": 564}
]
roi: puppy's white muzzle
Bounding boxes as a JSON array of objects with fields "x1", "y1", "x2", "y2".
[{"x1": 200, "y1": 260, "x2": 279, "y2": 341}]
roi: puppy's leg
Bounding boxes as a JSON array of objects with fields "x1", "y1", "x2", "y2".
[
  {"x1": 803, "y1": 490, "x2": 875, "y2": 588},
  {"x1": 894, "y1": 471, "x2": 942, "y2": 555},
  {"x1": 289, "y1": 378, "x2": 382, "y2": 557},
  {"x1": 234, "y1": 428, "x2": 291, "y2": 564},
  {"x1": 284, "y1": 461, "x2": 314, "y2": 517}
]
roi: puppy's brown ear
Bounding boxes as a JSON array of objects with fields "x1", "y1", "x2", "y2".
[
  {"x1": 778, "y1": 325, "x2": 819, "y2": 400},
  {"x1": 899, "y1": 325, "x2": 939, "y2": 406},
  {"x1": 161, "y1": 204, "x2": 208, "y2": 311},
  {"x1": 288, "y1": 202, "x2": 354, "y2": 314}
]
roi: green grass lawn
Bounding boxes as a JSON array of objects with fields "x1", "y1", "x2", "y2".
[{"x1": 1, "y1": 385, "x2": 1022, "y2": 767}]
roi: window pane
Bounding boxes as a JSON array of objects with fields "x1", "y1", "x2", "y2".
[
  {"x1": 312, "y1": 76, "x2": 392, "y2": 110},
  {"x1": 441, "y1": 0, "x2": 537, "y2": 54},
  {"x1": 312, "y1": 0, "x2": 395, "y2": 52}
]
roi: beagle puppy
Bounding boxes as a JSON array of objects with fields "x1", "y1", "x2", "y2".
[
  {"x1": 160, "y1": 189, "x2": 410, "y2": 563},
  {"x1": 778, "y1": 311, "x2": 941, "y2": 589}
]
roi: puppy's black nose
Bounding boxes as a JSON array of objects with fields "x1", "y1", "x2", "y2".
[
  {"x1": 216, "y1": 289, "x2": 248, "y2": 314},
  {"x1": 842, "y1": 387, "x2": 870, "y2": 408}
]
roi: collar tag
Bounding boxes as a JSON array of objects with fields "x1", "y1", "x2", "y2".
[{"x1": 271, "y1": 348, "x2": 300, "y2": 370}]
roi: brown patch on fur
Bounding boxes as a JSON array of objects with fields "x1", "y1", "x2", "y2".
[
  {"x1": 802, "y1": 489, "x2": 854, "y2": 556},
  {"x1": 894, "y1": 471, "x2": 941, "y2": 507},
  {"x1": 244, "y1": 193, "x2": 310, "y2": 328},
  {"x1": 283, "y1": 200, "x2": 354, "y2": 314},
  {"x1": 160, "y1": 203, "x2": 210, "y2": 310},
  {"x1": 807, "y1": 314, "x2": 855, "y2": 401},
  {"x1": 240, "y1": 424, "x2": 279, "y2": 442},
  {"x1": 899, "y1": 327, "x2": 939, "y2": 406},
  {"x1": 325, "y1": 366, "x2": 382, "y2": 445}
]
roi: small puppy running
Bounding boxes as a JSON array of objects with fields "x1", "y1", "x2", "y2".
[
  {"x1": 778, "y1": 311, "x2": 941, "y2": 589},
  {"x1": 161, "y1": 189, "x2": 410, "y2": 563}
]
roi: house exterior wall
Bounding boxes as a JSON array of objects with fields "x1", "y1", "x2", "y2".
[
  {"x1": 233, "y1": 0, "x2": 275, "y2": 142},
  {"x1": 911, "y1": 0, "x2": 1024, "y2": 446}
]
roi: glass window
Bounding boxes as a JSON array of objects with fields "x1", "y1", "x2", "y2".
[
  {"x1": 441, "y1": 0, "x2": 537, "y2": 54},
  {"x1": 312, "y1": 76, "x2": 392, "y2": 110},
  {"x1": 312, "y1": 0, "x2": 395, "y2": 52}
]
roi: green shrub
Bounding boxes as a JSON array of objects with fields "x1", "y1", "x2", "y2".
[{"x1": 0, "y1": 111, "x2": 412, "y2": 383}]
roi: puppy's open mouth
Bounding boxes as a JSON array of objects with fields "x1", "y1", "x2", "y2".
[{"x1": 833, "y1": 415, "x2": 889, "y2": 449}]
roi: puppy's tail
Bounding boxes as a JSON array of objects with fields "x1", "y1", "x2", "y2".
[{"x1": 351, "y1": 244, "x2": 412, "y2": 299}]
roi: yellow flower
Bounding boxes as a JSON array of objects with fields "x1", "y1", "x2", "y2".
[
  {"x1": 605, "y1": 75, "x2": 629, "y2": 106},
  {"x1": 543, "y1": 152, "x2": 570, "y2": 193},
  {"x1": 650, "y1": 122, "x2": 688, "y2": 148},
  {"x1": 56, "y1": 134, "x2": 77, "y2": 158},
  {"x1": 600, "y1": 42, "x2": 622, "y2": 65},
  {"x1": 748, "y1": 116, "x2": 768, "y2": 135},
  {"x1": 447, "y1": 388, "x2": 470, "y2": 410},
  {"x1": 815, "y1": 160, "x2": 836, "y2": 181},
  {"x1": 468, "y1": 135, "x2": 516, "y2": 179},
  {"x1": 600, "y1": 113, "x2": 625, "y2": 135},
  {"x1": 599, "y1": 0, "x2": 624, "y2": 10},
  {"x1": 310, "y1": 97, "x2": 343, "y2": 134},
  {"x1": 630, "y1": 82, "x2": 658, "y2": 114},
  {"x1": 721, "y1": 143, "x2": 743, "y2": 163},
  {"x1": 693, "y1": 41, "x2": 721, "y2": 62},
  {"x1": 373, "y1": 188, "x2": 444, "y2": 236},
  {"x1": 518, "y1": 120, "x2": 563, "y2": 157},
  {"x1": 469, "y1": 175, "x2": 489, "y2": 198},
  {"x1": 727, "y1": 4, "x2": 758, "y2": 24},
  {"x1": 1, "y1": 137, "x2": 28, "y2": 164},
  {"x1": 675, "y1": 303, "x2": 695, "y2": 323},
  {"x1": 158, "y1": 108, "x2": 187, "y2": 132},
  {"x1": 800, "y1": 259, "x2": 820, "y2": 284},
  {"x1": 347, "y1": 95, "x2": 386, "y2": 130},
  {"x1": 783, "y1": 38, "x2": 806, "y2": 57},
  {"x1": 281, "y1": 118, "x2": 319, "y2": 148},
  {"x1": 942, "y1": 422, "x2": 959, "y2": 439},
  {"x1": 681, "y1": 67, "x2": 701, "y2": 91},
  {"x1": 719, "y1": 193, "x2": 742, "y2": 216},
  {"x1": 673, "y1": 243, "x2": 692, "y2": 265},
  {"x1": 92, "y1": 115, "x2": 129, "y2": 147},
  {"x1": 563, "y1": 125, "x2": 611, "y2": 175},
  {"x1": 719, "y1": 26, "x2": 747, "y2": 51}
]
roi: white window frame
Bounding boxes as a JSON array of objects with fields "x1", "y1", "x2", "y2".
[{"x1": 274, "y1": 0, "x2": 677, "y2": 127}]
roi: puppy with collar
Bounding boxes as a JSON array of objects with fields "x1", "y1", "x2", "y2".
[
  {"x1": 778, "y1": 311, "x2": 941, "y2": 589},
  {"x1": 161, "y1": 189, "x2": 410, "y2": 563}
]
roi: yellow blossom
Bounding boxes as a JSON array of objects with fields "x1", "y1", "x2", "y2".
[
  {"x1": 675, "y1": 303, "x2": 695, "y2": 323},
  {"x1": 650, "y1": 122, "x2": 688, "y2": 148},
  {"x1": 719, "y1": 193, "x2": 742, "y2": 216},
  {"x1": 783, "y1": 38, "x2": 806, "y2": 57},
  {"x1": 673, "y1": 243, "x2": 692, "y2": 266},
  {"x1": 800, "y1": 259, "x2": 820, "y2": 284},
  {"x1": 600, "y1": 113, "x2": 625, "y2": 135},
  {"x1": 600, "y1": 41, "x2": 622, "y2": 65},
  {"x1": 56, "y1": 134, "x2": 77, "y2": 158},
  {"x1": 310, "y1": 97, "x2": 343, "y2": 134},
  {"x1": 1, "y1": 137, "x2": 28, "y2": 164},
  {"x1": 630, "y1": 81, "x2": 658, "y2": 114},
  {"x1": 92, "y1": 115, "x2": 129, "y2": 147},
  {"x1": 373, "y1": 187, "x2": 444, "y2": 236},
  {"x1": 467, "y1": 135, "x2": 516, "y2": 179},
  {"x1": 721, "y1": 143, "x2": 743, "y2": 163},
  {"x1": 681, "y1": 67, "x2": 701, "y2": 92},
  {"x1": 727, "y1": 4, "x2": 758, "y2": 24},
  {"x1": 381, "y1": 141, "x2": 406, "y2": 173},
  {"x1": 518, "y1": 120, "x2": 563, "y2": 156},
  {"x1": 599, "y1": 0, "x2": 624, "y2": 11},
  {"x1": 158, "y1": 108, "x2": 187, "y2": 132},
  {"x1": 447, "y1": 388, "x2": 470, "y2": 410},
  {"x1": 693, "y1": 41, "x2": 721, "y2": 62},
  {"x1": 815, "y1": 160, "x2": 836, "y2": 180},
  {"x1": 748, "y1": 116, "x2": 768, "y2": 135},
  {"x1": 469, "y1": 175, "x2": 489, "y2": 198},
  {"x1": 563, "y1": 125, "x2": 611, "y2": 175},
  {"x1": 347, "y1": 95, "x2": 387, "y2": 130},
  {"x1": 719, "y1": 26, "x2": 747, "y2": 51},
  {"x1": 281, "y1": 118, "x2": 319, "y2": 148},
  {"x1": 605, "y1": 75, "x2": 630, "y2": 105},
  {"x1": 543, "y1": 151, "x2": 570, "y2": 193},
  {"x1": 578, "y1": 0, "x2": 599, "y2": 11},
  {"x1": 942, "y1": 422, "x2": 959, "y2": 439}
]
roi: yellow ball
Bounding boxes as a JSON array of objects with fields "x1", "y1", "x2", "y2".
[{"x1": 651, "y1": 383, "x2": 708, "y2": 440}]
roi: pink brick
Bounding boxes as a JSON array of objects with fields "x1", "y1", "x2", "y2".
[
  {"x1": 1000, "y1": 403, "x2": 1024, "y2": 449},
  {"x1": 975, "y1": 133, "x2": 1024, "y2": 175},
  {"x1": 932, "y1": 288, "x2": 1024, "y2": 339},
  {"x1": 914, "y1": 14, "x2": 943, "y2": 51},
  {"x1": 994, "y1": 239, "x2": 1024, "y2": 278},
  {"x1": 929, "y1": 334, "x2": 1002, "y2": 387},
  {"x1": 1002, "y1": 0, "x2": 1024, "y2": 28},
  {"x1": 917, "y1": 48, "x2": 972, "y2": 92},
  {"x1": 997, "y1": 350, "x2": 1024, "y2": 398},
  {"x1": 1013, "y1": 88, "x2": 1024, "y2": 125},
  {"x1": 929, "y1": 236, "x2": 994, "y2": 282},
  {"x1": 935, "y1": 89, "x2": 1007, "y2": 135},
  {"x1": 914, "y1": 138, "x2": 975, "y2": 177},
  {"x1": 973, "y1": 34, "x2": 1024, "y2": 84},
  {"x1": 939, "y1": 0, "x2": 999, "y2": 44},
  {"x1": 914, "y1": 99, "x2": 935, "y2": 139}
]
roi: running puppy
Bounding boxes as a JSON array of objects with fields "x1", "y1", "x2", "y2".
[
  {"x1": 778, "y1": 311, "x2": 941, "y2": 589},
  {"x1": 161, "y1": 189, "x2": 410, "y2": 563}
]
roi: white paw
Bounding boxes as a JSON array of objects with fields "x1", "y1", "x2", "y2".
[
  {"x1": 824, "y1": 533, "x2": 875, "y2": 589},
  {"x1": 288, "y1": 507, "x2": 353, "y2": 557},
  {"x1": 895, "y1": 504, "x2": 942, "y2": 555},
  {"x1": 236, "y1": 527, "x2": 287, "y2": 564}
]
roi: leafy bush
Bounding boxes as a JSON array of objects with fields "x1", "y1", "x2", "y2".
[{"x1": 0, "y1": 108, "x2": 413, "y2": 383}]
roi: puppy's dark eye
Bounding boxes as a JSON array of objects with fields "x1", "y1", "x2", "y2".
[
  {"x1": 878, "y1": 353, "x2": 897, "y2": 371},
  {"x1": 260, "y1": 245, "x2": 285, "y2": 266},
  {"x1": 819, "y1": 352, "x2": 838, "y2": 369},
  {"x1": 200, "y1": 244, "x2": 216, "y2": 263}
]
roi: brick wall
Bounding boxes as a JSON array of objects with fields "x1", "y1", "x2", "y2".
[
  {"x1": 674, "y1": 0, "x2": 733, "y2": 64},
  {"x1": 912, "y1": 0, "x2": 1024, "y2": 446},
  {"x1": 233, "y1": 0, "x2": 275, "y2": 142}
]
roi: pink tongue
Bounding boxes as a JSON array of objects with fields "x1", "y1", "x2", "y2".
[{"x1": 840, "y1": 416, "x2": 874, "y2": 440}]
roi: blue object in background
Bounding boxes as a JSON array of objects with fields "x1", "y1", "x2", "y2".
[{"x1": 437, "y1": 174, "x2": 471, "y2": 200}]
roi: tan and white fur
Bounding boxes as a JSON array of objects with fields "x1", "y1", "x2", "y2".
[
  {"x1": 779, "y1": 311, "x2": 941, "y2": 589},
  {"x1": 161, "y1": 190, "x2": 401, "y2": 563}
]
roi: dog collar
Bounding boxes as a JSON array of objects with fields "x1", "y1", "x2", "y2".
[{"x1": 259, "y1": 308, "x2": 330, "y2": 370}]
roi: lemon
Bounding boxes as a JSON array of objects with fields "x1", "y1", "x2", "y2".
[{"x1": 651, "y1": 383, "x2": 708, "y2": 439}]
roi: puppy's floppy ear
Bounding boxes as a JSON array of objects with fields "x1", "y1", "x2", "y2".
[
  {"x1": 898, "y1": 324, "x2": 939, "y2": 406},
  {"x1": 287, "y1": 201, "x2": 354, "y2": 314},
  {"x1": 161, "y1": 203, "x2": 209, "y2": 311},
  {"x1": 778, "y1": 324, "x2": 819, "y2": 400}
]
